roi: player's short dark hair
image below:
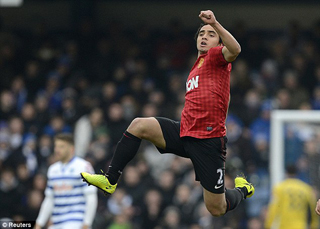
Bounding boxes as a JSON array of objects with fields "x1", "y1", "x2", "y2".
[
  {"x1": 54, "y1": 133, "x2": 74, "y2": 145},
  {"x1": 286, "y1": 164, "x2": 297, "y2": 175},
  {"x1": 194, "y1": 23, "x2": 222, "y2": 44}
]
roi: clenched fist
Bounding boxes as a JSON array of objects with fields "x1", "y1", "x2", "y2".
[{"x1": 199, "y1": 10, "x2": 217, "y2": 25}]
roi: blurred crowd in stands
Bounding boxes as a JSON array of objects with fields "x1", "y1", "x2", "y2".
[{"x1": 1, "y1": 15, "x2": 320, "y2": 228}]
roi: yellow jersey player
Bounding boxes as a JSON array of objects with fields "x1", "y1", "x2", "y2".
[{"x1": 265, "y1": 165, "x2": 319, "y2": 229}]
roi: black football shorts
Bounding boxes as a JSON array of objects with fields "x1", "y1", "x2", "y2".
[{"x1": 155, "y1": 117, "x2": 227, "y2": 193}]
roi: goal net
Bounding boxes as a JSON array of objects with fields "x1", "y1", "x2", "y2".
[{"x1": 270, "y1": 110, "x2": 320, "y2": 191}]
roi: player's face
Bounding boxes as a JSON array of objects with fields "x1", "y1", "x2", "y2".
[
  {"x1": 197, "y1": 24, "x2": 220, "y2": 54},
  {"x1": 54, "y1": 139, "x2": 74, "y2": 163}
]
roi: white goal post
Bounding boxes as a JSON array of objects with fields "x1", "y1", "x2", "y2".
[
  {"x1": 0, "y1": 0, "x2": 23, "y2": 6},
  {"x1": 270, "y1": 110, "x2": 320, "y2": 188}
]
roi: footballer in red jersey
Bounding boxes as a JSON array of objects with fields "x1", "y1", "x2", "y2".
[
  {"x1": 81, "y1": 10, "x2": 255, "y2": 217},
  {"x1": 180, "y1": 44, "x2": 231, "y2": 139}
]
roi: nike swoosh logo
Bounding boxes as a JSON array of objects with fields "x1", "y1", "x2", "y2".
[{"x1": 215, "y1": 184, "x2": 223, "y2": 189}]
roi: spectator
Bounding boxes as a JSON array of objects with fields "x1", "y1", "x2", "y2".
[
  {"x1": 107, "y1": 188, "x2": 133, "y2": 216},
  {"x1": 193, "y1": 202, "x2": 213, "y2": 229},
  {"x1": 172, "y1": 184, "x2": 195, "y2": 226},
  {"x1": 106, "y1": 103, "x2": 129, "y2": 147},
  {"x1": 120, "y1": 165, "x2": 147, "y2": 208},
  {"x1": 20, "y1": 103, "x2": 37, "y2": 134},
  {"x1": 282, "y1": 69, "x2": 310, "y2": 109},
  {"x1": 36, "y1": 134, "x2": 53, "y2": 168},
  {"x1": 74, "y1": 107, "x2": 108, "y2": 158},
  {"x1": 38, "y1": 74, "x2": 63, "y2": 113},
  {"x1": 140, "y1": 189, "x2": 163, "y2": 228},
  {"x1": 0, "y1": 168, "x2": 22, "y2": 218},
  {"x1": 24, "y1": 61, "x2": 44, "y2": 102},
  {"x1": 61, "y1": 92, "x2": 80, "y2": 126},
  {"x1": 23, "y1": 189, "x2": 43, "y2": 220},
  {"x1": 156, "y1": 170, "x2": 176, "y2": 209},
  {"x1": 0, "y1": 90, "x2": 16, "y2": 121},
  {"x1": 156, "y1": 206, "x2": 182, "y2": 229},
  {"x1": 34, "y1": 95, "x2": 51, "y2": 132},
  {"x1": 32, "y1": 173, "x2": 47, "y2": 192},
  {"x1": 100, "y1": 81, "x2": 118, "y2": 108},
  {"x1": 8, "y1": 116, "x2": 24, "y2": 150},
  {"x1": 250, "y1": 99, "x2": 274, "y2": 147},
  {"x1": 16, "y1": 162, "x2": 32, "y2": 193},
  {"x1": 10, "y1": 77, "x2": 27, "y2": 112},
  {"x1": 42, "y1": 115, "x2": 72, "y2": 137}
]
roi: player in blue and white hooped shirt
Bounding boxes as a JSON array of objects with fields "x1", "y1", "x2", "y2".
[{"x1": 35, "y1": 133, "x2": 97, "y2": 229}]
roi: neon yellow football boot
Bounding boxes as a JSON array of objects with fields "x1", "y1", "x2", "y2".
[
  {"x1": 235, "y1": 175, "x2": 255, "y2": 199},
  {"x1": 80, "y1": 170, "x2": 117, "y2": 195}
]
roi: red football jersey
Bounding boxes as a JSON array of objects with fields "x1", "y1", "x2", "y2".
[{"x1": 180, "y1": 46, "x2": 231, "y2": 138}]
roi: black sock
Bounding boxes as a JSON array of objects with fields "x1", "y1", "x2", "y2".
[
  {"x1": 107, "y1": 131, "x2": 141, "y2": 185},
  {"x1": 237, "y1": 186, "x2": 248, "y2": 199},
  {"x1": 225, "y1": 188, "x2": 244, "y2": 212}
]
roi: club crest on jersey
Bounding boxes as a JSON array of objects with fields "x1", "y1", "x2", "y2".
[
  {"x1": 198, "y1": 58, "x2": 204, "y2": 68},
  {"x1": 186, "y1": 75, "x2": 199, "y2": 92}
]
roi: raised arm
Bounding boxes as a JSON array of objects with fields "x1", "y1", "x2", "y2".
[{"x1": 199, "y1": 10, "x2": 241, "y2": 62}]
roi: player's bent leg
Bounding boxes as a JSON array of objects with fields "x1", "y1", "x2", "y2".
[
  {"x1": 81, "y1": 117, "x2": 166, "y2": 195},
  {"x1": 203, "y1": 177, "x2": 255, "y2": 217},
  {"x1": 127, "y1": 117, "x2": 166, "y2": 149},
  {"x1": 203, "y1": 188, "x2": 227, "y2": 217}
]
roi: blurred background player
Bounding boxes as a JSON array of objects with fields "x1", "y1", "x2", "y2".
[
  {"x1": 34, "y1": 133, "x2": 97, "y2": 229},
  {"x1": 265, "y1": 165, "x2": 318, "y2": 229}
]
